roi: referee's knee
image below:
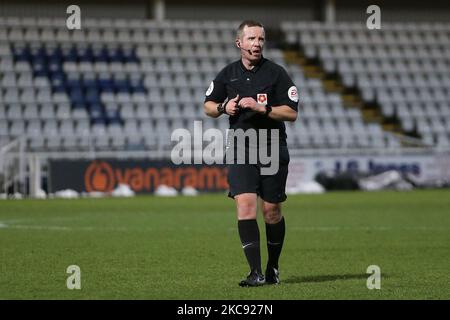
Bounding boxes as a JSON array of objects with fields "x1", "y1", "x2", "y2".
[
  {"x1": 235, "y1": 193, "x2": 258, "y2": 220},
  {"x1": 262, "y1": 203, "x2": 282, "y2": 224}
]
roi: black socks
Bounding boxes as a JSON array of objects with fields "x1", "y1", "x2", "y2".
[
  {"x1": 265, "y1": 216, "x2": 285, "y2": 270},
  {"x1": 238, "y1": 217, "x2": 286, "y2": 274},
  {"x1": 238, "y1": 219, "x2": 262, "y2": 274}
]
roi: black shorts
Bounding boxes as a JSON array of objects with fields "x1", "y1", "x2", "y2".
[{"x1": 227, "y1": 145, "x2": 290, "y2": 203}]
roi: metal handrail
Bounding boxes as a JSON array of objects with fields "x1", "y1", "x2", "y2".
[{"x1": 0, "y1": 137, "x2": 26, "y2": 195}]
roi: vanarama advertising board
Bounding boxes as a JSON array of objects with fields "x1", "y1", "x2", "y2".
[
  {"x1": 48, "y1": 159, "x2": 228, "y2": 193},
  {"x1": 49, "y1": 153, "x2": 450, "y2": 194}
]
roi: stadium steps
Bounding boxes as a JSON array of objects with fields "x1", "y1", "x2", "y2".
[
  {"x1": 284, "y1": 49, "x2": 378, "y2": 120},
  {"x1": 284, "y1": 47, "x2": 413, "y2": 145},
  {"x1": 284, "y1": 50, "x2": 324, "y2": 79},
  {"x1": 343, "y1": 92, "x2": 408, "y2": 141},
  {"x1": 322, "y1": 79, "x2": 344, "y2": 94}
]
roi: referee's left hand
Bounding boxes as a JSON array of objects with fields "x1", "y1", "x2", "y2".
[{"x1": 238, "y1": 97, "x2": 265, "y2": 114}]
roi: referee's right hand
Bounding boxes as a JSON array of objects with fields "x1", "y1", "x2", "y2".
[{"x1": 225, "y1": 95, "x2": 240, "y2": 116}]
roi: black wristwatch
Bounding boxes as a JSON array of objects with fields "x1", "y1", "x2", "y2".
[
  {"x1": 217, "y1": 103, "x2": 226, "y2": 115},
  {"x1": 264, "y1": 105, "x2": 272, "y2": 117}
]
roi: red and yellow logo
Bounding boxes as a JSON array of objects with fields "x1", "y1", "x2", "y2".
[{"x1": 257, "y1": 93, "x2": 267, "y2": 105}]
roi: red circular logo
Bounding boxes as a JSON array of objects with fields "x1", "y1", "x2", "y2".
[{"x1": 84, "y1": 161, "x2": 115, "y2": 193}]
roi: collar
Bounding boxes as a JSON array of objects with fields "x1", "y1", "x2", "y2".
[{"x1": 239, "y1": 56, "x2": 266, "y2": 73}]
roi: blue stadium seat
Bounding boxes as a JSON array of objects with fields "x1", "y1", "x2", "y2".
[
  {"x1": 31, "y1": 59, "x2": 49, "y2": 77},
  {"x1": 92, "y1": 46, "x2": 109, "y2": 63},
  {"x1": 109, "y1": 46, "x2": 124, "y2": 62},
  {"x1": 62, "y1": 46, "x2": 78, "y2": 62},
  {"x1": 85, "y1": 89, "x2": 100, "y2": 104},
  {"x1": 65, "y1": 73, "x2": 82, "y2": 90},
  {"x1": 114, "y1": 76, "x2": 130, "y2": 93},
  {"x1": 82, "y1": 74, "x2": 98, "y2": 89},
  {"x1": 97, "y1": 74, "x2": 114, "y2": 92},
  {"x1": 50, "y1": 73, "x2": 67, "y2": 92},
  {"x1": 70, "y1": 88, "x2": 85, "y2": 105},
  {"x1": 90, "y1": 109, "x2": 106, "y2": 124},
  {"x1": 106, "y1": 109, "x2": 122, "y2": 125},
  {"x1": 77, "y1": 46, "x2": 94, "y2": 62}
]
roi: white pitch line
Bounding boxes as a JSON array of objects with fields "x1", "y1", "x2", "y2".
[
  {"x1": 228, "y1": 226, "x2": 450, "y2": 232},
  {"x1": 1, "y1": 222, "x2": 448, "y2": 233},
  {"x1": 5, "y1": 224, "x2": 73, "y2": 231},
  {"x1": 291, "y1": 226, "x2": 450, "y2": 231},
  {"x1": 0, "y1": 223, "x2": 143, "y2": 232}
]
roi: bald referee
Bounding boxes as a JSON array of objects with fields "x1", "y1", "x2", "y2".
[{"x1": 204, "y1": 20, "x2": 299, "y2": 286}]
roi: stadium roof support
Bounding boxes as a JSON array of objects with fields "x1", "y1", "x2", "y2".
[
  {"x1": 324, "y1": 0, "x2": 336, "y2": 23},
  {"x1": 153, "y1": 0, "x2": 166, "y2": 21}
]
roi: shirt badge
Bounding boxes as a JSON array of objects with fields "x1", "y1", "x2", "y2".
[
  {"x1": 257, "y1": 93, "x2": 268, "y2": 105},
  {"x1": 205, "y1": 81, "x2": 214, "y2": 96},
  {"x1": 288, "y1": 86, "x2": 299, "y2": 102}
]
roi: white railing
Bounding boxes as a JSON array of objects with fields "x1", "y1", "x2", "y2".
[
  {"x1": 0, "y1": 137, "x2": 26, "y2": 195},
  {"x1": 7, "y1": 145, "x2": 449, "y2": 161}
]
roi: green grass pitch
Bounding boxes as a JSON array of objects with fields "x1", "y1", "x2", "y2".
[{"x1": 0, "y1": 190, "x2": 449, "y2": 299}]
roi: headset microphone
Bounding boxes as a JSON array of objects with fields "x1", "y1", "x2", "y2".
[{"x1": 238, "y1": 42, "x2": 252, "y2": 55}]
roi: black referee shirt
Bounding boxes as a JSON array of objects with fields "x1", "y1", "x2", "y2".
[{"x1": 204, "y1": 57, "x2": 299, "y2": 146}]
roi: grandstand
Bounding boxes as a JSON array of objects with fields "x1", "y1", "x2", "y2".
[
  {"x1": 0, "y1": 17, "x2": 429, "y2": 152},
  {"x1": 0, "y1": 1, "x2": 449, "y2": 195},
  {"x1": 282, "y1": 21, "x2": 450, "y2": 148}
]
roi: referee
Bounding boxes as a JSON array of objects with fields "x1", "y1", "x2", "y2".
[{"x1": 204, "y1": 20, "x2": 299, "y2": 286}]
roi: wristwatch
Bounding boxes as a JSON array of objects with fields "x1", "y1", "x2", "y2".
[
  {"x1": 217, "y1": 103, "x2": 226, "y2": 115},
  {"x1": 264, "y1": 105, "x2": 272, "y2": 117}
]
